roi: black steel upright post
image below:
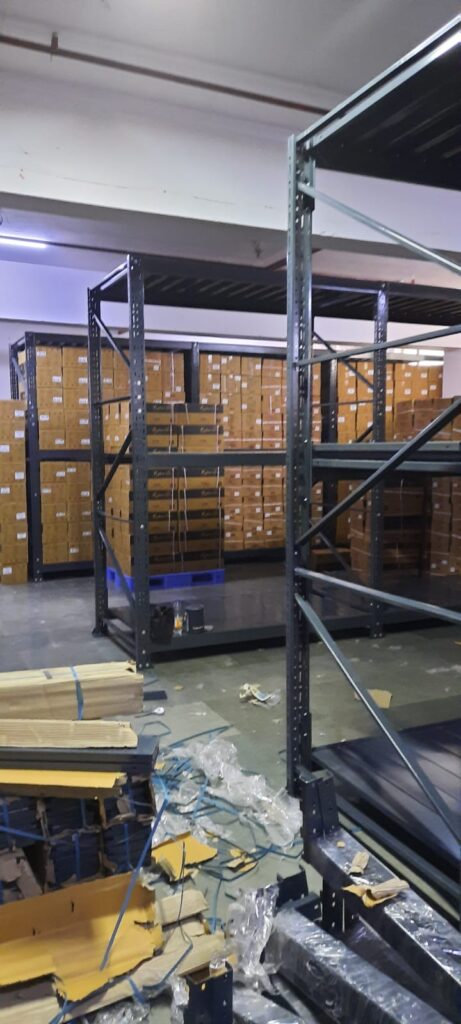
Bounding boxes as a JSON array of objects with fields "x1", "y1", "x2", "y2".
[
  {"x1": 88, "y1": 288, "x2": 108, "y2": 635},
  {"x1": 369, "y1": 286, "x2": 388, "y2": 637},
  {"x1": 127, "y1": 255, "x2": 151, "y2": 670},
  {"x1": 188, "y1": 341, "x2": 200, "y2": 403},
  {"x1": 320, "y1": 358, "x2": 338, "y2": 540},
  {"x1": 286, "y1": 137, "x2": 314, "y2": 794},
  {"x1": 24, "y1": 333, "x2": 44, "y2": 582},
  {"x1": 9, "y1": 344, "x2": 19, "y2": 399}
]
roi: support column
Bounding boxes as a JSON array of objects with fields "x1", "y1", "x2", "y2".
[
  {"x1": 127, "y1": 256, "x2": 151, "y2": 670},
  {"x1": 369, "y1": 286, "x2": 388, "y2": 638},
  {"x1": 286, "y1": 138, "x2": 314, "y2": 794},
  {"x1": 88, "y1": 289, "x2": 108, "y2": 634}
]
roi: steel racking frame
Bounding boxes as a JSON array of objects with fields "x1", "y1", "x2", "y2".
[
  {"x1": 285, "y1": 16, "x2": 461, "y2": 1007},
  {"x1": 88, "y1": 250, "x2": 461, "y2": 670},
  {"x1": 9, "y1": 332, "x2": 93, "y2": 581}
]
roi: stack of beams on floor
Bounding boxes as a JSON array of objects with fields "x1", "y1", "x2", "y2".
[
  {"x1": 0, "y1": 662, "x2": 144, "y2": 720},
  {"x1": 0, "y1": 719, "x2": 158, "y2": 896}
]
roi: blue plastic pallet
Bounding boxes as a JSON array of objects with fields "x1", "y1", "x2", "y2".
[{"x1": 106, "y1": 566, "x2": 224, "y2": 592}]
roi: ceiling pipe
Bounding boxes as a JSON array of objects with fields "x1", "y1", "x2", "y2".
[{"x1": 0, "y1": 32, "x2": 329, "y2": 116}]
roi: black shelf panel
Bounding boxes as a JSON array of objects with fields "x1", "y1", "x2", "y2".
[
  {"x1": 40, "y1": 561, "x2": 94, "y2": 575},
  {"x1": 38, "y1": 449, "x2": 91, "y2": 462}
]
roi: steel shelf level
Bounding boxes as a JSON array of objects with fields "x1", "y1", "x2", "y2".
[
  {"x1": 9, "y1": 332, "x2": 93, "y2": 582},
  {"x1": 285, "y1": 15, "x2": 461, "y2": 1019}
]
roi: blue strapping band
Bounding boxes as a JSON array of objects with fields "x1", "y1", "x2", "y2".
[
  {"x1": 70, "y1": 666, "x2": 84, "y2": 720},
  {"x1": 72, "y1": 833, "x2": 81, "y2": 882},
  {"x1": 123, "y1": 821, "x2": 131, "y2": 871},
  {"x1": 128, "y1": 978, "x2": 147, "y2": 1005},
  {"x1": 99, "y1": 797, "x2": 168, "y2": 972},
  {"x1": 0, "y1": 824, "x2": 46, "y2": 843}
]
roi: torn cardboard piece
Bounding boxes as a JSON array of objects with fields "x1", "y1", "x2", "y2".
[
  {"x1": 239, "y1": 684, "x2": 281, "y2": 707},
  {"x1": 353, "y1": 689, "x2": 392, "y2": 708},
  {"x1": 343, "y1": 876, "x2": 409, "y2": 907},
  {"x1": 0, "y1": 872, "x2": 161, "y2": 1002},
  {"x1": 349, "y1": 851, "x2": 370, "y2": 875},
  {"x1": 152, "y1": 832, "x2": 217, "y2": 881}
]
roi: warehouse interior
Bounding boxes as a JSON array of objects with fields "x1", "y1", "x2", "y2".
[{"x1": 0, "y1": 3, "x2": 460, "y2": 1023}]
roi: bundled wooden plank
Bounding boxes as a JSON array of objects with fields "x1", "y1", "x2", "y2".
[
  {"x1": 0, "y1": 720, "x2": 138, "y2": 750},
  {"x1": 0, "y1": 662, "x2": 143, "y2": 720},
  {"x1": 0, "y1": 768, "x2": 126, "y2": 798}
]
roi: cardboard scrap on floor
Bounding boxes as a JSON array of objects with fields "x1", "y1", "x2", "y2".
[
  {"x1": 0, "y1": 886, "x2": 223, "y2": 1023},
  {"x1": 0, "y1": 873, "x2": 161, "y2": 1003},
  {"x1": 354, "y1": 689, "x2": 393, "y2": 709},
  {"x1": 0, "y1": 767, "x2": 126, "y2": 798},
  {"x1": 0, "y1": 719, "x2": 138, "y2": 750},
  {"x1": 152, "y1": 832, "x2": 217, "y2": 881},
  {"x1": 225, "y1": 846, "x2": 257, "y2": 874},
  {"x1": 344, "y1": 876, "x2": 409, "y2": 907},
  {"x1": 239, "y1": 683, "x2": 281, "y2": 707}
]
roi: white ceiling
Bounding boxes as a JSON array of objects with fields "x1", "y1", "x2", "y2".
[{"x1": 1, "y1": 0, "x2": 459, "y2": 109}]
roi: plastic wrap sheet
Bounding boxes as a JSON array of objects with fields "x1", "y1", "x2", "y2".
[
  {"x1": 182, "y1": 737, "x2": 301, "y2": 848},
  {"x1": 92, "y1": 1001, "x2": 149, "y2": 1023},
  {"x1": 233, "y1": 987, "x2": 306, "y2": 1023},
  {"x1": 267, "y1": 909, "x2": 450, "y2": 1024},
  {"x1": 227, "y1": 887, "x2": 278, "y2": 989}
]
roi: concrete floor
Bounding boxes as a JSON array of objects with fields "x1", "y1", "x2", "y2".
[{"x1": 1, "y1": 577, "x2": 459, "y2": 1019}]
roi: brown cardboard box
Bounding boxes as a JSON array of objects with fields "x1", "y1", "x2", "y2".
[
  {"x1": 0, "y1": 400, "x2": 26, "y2": 423},
  {"x1": 42, "y1": 522, "x2": 68, "y2": 545},
  {"x1": 62, "y1": 347, "x2": 88, "y2": 368},
  {"x1": 0, "y1": 440, "x2": 25, "y2": 462},
  {"x1": 42, "y1": 542, "x2": 68, "y2": 565},
  {"x1": 41, "y1": 480, "x2": 67, "y2": 504},
  {"x1": 40, "y1": 462, "x2": 67, "y2": 485},
  {"x1": 39, "y1": 428, "x2": 66, "y2": 450},
  {"x1": 0, "y1": 479, "x2": 26, "y2": 503},
  {"x1": 0, "y1": 499, "x2": 27, "y2": 525},
  {"x1": 1, "y1": 563, "x2": 28, "y2": 584},
  {"x1": 41, "y1": 502, "x2": 68, "y2": 524},
  {"x1": 65, "y1": 426, "x2": 91, "y2": 450}
]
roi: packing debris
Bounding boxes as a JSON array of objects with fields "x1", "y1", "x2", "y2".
[
  {"x1": 239, "y1": 684, "x2": 281, "y2": 707},
  {"x1": 349, "y1": 851, "x2": 370, "y2": 875},
  {"x1": 152, "y1": 832, "x2": 217, "y2": 881},
  {"x1": 343, "y1": 876, "x2": 409, "y2": 907},
  {"x1": 353, "y1": 688, "x2": 393, "y2": 708}
]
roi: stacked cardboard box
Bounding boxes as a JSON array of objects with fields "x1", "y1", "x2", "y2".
[
  {"x1": 40, "y1": 461, "x2": 93, "y2": 565},
  {"x1": 0, "y1": 400, "x2": 28, "y2": 585},
  {"x1": 394, "y1": 396, "x2": 460, "y2": 441},
  {"x1": 106, "y1": 403, "x2": 223, "y2": 579},
  {"x1": 223, "y1": 465, "x2": 286, "y2": 551},
  {"x1": 337, "y1": 360, "x2": 443, "y2": 443},
  {"x1": 200, "y1": 353, "x2": 286, "y2": 449},
  {"x1": 429, "y1": 477, "x2": 461, "y2": 576},
  {"x1": 263, "y1": 466, "x2": 286, "y2": 547},
  {"x1": 16, "y1": 344, "x2": 91, "y2": 451},
  {"x1": 262, "y1": 358, "x2": 286, "y2": 449},
  {"x1": 348, "y1": 485, "x2": 426, "y2": 580}
]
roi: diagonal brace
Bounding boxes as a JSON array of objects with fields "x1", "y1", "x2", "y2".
[
  {"x1": 296, "y1": 395, "x2": 461, "y2": 546},
  {"x1": 298, "y1": 182, "x2": 461, "y2": 279},
  {"x1": 313, "y1": 331, "x2": 371, "y2": 390},
  {"x1": 299, "y1": 322, "x2": 461, "y2": 368},
  {"x1": 98, "y1": 526, "x2": 134, "y2": 611},
  {"x1": 295, "y1": 593, "x2": 460, "y2": 844},
  {"x1": 97, "y1": 430, "x2": 132, "y2": 500},
  {"x1": 93, "y1": 312, "x2": 131, "y2": 368}
]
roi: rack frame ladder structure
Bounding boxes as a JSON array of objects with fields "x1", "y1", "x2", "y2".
[{"x1": 285, "y1": 15, "x2": 461, "y2": 1020}]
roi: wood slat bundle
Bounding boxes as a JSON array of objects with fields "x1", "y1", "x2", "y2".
[
  {"x1": 0, "y1": 662, "x2": 143, "y2": 720},
  {"x1": 0, "y1": 720, "x2": 138, "y2": 749}
]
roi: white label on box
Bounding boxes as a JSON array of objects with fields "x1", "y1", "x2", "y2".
[
  {"x1": 36, "y1": 350, "x2": 46, "y2": 358},
  {"x1": 267, "y1": 530, "x2": 273, "y2": 536},
  {"x1": 81, "y1": 490, "x2": 90, "y2": 497},
  {"x1": 102, "y1": 376, "x2": 113, "y2": 385},
  {"x1": 52, "y1": 375, "x2": 62, "y2": 383},
  {"x1": 16, "y1": 512, "x2": 26, "y2": 520},
  {"x1": 39, "y1": 414, "x2": 50, "y2": 422},
  {"x1": 14, "y1": 409, "x2": 24, "y2": 418},
  {"x1": 42, "y1": 487, "x2": 51, "y2": 494},
  {"x1": 81, "y1": 438, "x2": 90, "y2": 446},
  {"x1": 78, "y1": 398, "x2": 89, "y2": 405},
  {"x1": 82, "y1": 530, "x2": 91, "y2": 538},
  {"x1": 347, "y1": 387, "x2": 355, "y2": 395},
  {"x1": 78, "y1": 355, "x2": 87, "y2": 364},
  {"x1": 56, "y1": 470, "x2": 65, "y2": 478},
  {"x1": 2, "y1": 567, "x2": 12, "y2": 575},
  {"x1": 0, "y1": 444, "x2": 10, "y2": 453},
  {"x1": 55, "y1": 438, "x2": 65, "y2": 445},
  {"x1": 53, "y1": 396, "x2": 63, "y2": 404},
  {"x1": 78, "y1": 376, "x2": 88, "y2": 385},
  {"x1": 0, "y1": 486, "x2": 10, "y2": 494},
  {"x1": 17, "y1": 532, "x2": 27, "y2": 540},
  {"x1": 78, "y1": 418, "x2": 89, "y2": 426},
  {"x1": 56, "y1": 512, "x2": 66, "y2": 518},
  {"x1": 14, "y1": 471, "x2": 25, "y2": 480},
  {"x1": 404, "y1": 388, "x2": 411, "y2": 395},
  {"x1": 69, "y1": 546, "x2": 79, "y2": 554}
]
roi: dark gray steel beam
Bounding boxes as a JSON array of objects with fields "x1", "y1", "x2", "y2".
[
  {"x1": 297, "y1": 396, "x2": 461, "y2": 545},
  {"x1": 295, "y1": 593, "x2": 460, "y2": 844},
  {"x1": 296, "y1": 568, "x2": 461, "y2": 627},
  {"x1": 304, "y1": 830, "x2": 461, "y2": 1022},
  {"x1": 24, "y1": 333, "x2": 44, "y2": 582},
  {"x1": 88, "y1": 289, "x2": 108, "y2": 632},
  {"x1": 299, "y1": 322, "x2": 461, "y2": 367},
  {"x1": 370, "y1": 286, "x2": 388, "y2": 637},
  {"x1": 93, "y1": 312, "x2": 131, "y2": 368}
]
